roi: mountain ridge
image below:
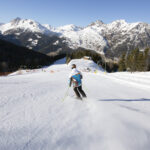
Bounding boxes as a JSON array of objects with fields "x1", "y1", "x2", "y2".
[{"x1": 1, "y1": 18, "x2": 150, "y2": 58}]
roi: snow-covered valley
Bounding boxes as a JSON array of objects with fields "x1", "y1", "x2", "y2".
[{"x1": 0, "y1": 59, "x2": 150, "y2": 150}]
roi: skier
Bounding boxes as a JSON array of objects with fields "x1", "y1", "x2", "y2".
[{"x1": 69, "y1": 64, "x2": 87, "y2": 100}]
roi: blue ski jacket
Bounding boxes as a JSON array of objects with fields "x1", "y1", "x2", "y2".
[{"x1": 69, "y1": 68, "x2": 82, "y2": 87}]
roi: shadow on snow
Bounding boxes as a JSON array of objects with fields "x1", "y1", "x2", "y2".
[{"x1": 98, "y1": 98, "x2": 150, "y2": 102}]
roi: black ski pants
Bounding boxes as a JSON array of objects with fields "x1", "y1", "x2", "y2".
[{"x1": 73, "y1": 86, "x2": 87, "y2": 98}]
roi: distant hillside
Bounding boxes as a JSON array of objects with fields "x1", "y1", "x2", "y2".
[
  {"x1": 0, "y1": 39, "x2": 65, "y2": 73},
  {"x1": 0, "y1": 31, "x2": 70, "y2": 56}
]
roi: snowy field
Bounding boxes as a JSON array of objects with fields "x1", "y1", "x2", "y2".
[{"x1": 0, "y1": 58, "x2": 150, "y2": 150}]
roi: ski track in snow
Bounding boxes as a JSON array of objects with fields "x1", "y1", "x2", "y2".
[{"x1": 0, "y1": 59, "x2": 150, "y2": 150}]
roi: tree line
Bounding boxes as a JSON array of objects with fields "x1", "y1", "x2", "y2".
[
  {"x1": 0, "y1": 39, "x2": 65, "y2": 74},
  {"x1": 1, "y1": 38, "x2": 149, "y2": 74},
  {"x1": 118, "y1": 48, "x2": 150, "y2": 72},
  {"x1": 66, "y1": 48, "x2": 118, "y2": 72}
]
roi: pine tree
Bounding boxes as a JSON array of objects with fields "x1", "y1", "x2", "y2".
[
  {"x1": 126, "y1": 48, "x2": 139, "y2": 72},
  {"x1": 144, "y1": 48, "x2": 150, "y2": 71},
  {"x1": 118, "y1": 53, "x2": 126, "y2": 71},
  {"x1": 126, "y1": 52, "x2": 133, "y2": 72},
  {"x1": 137, "y1": 52, "x2": 145, "y2": 71},
  {"x1": 134, "y1": 48, "x2": 140, "y2": 71}
]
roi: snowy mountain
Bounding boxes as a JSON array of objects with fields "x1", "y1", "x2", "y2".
[
  {"x1": 0, "y1": 17, "x2": 53, "y2": 35},
  {"x1": 43, "y1": 24, "x2": 56, "y2": 32},
  {"x1": 53, "y1": 24, "x2": 108, "y2": 55},
  {"x1": 53, "y1": 20, "x2": 150, "y2": 58},
  {"x1": 0, "y1": 18, "x2": 70, "y2": 55},
  {"x1": 1, "y1": 18, "x2": 150, "y2": 58},
  {"x1": 0, "y1": 58, "x2": 150, "y2": 150}
]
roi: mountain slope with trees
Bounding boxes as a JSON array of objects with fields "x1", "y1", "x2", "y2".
[
  {"x1": 1, "y1": 18, "x2": 150, "y2": 59},
  {"x1": 0, "y1": 39, "x2": 65, "y2": 74}
]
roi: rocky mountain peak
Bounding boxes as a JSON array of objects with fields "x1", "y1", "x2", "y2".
[
  {"x1": 10, "y1": 17, "x2": 22, "y2": 25},
  {"x1": 88, "y1": 20, "x2": 104, "y2": 27}
]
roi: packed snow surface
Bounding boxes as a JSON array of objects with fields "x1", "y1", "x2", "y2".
[{"x1": 0, "y1": 58, "x2": 150, "y2": 150}]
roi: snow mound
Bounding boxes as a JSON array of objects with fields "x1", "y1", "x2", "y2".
[{"x1": 68, "y1": 58, "x2": 104, "y2": 73}]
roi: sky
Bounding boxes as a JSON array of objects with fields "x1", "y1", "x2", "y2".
[{"x1": 0, "y1": 0, "x2": 150, "y2": 27}]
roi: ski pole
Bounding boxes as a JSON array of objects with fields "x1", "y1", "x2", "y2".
[
  {"x1": 62, "y1": 86, "x2": 70, "y2": 101},
  {"x1": 83, "y1": 84, "x2": 88, "y2": 93}
]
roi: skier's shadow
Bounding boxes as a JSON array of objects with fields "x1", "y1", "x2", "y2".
[
  {"x1": 98, "y1": 98, "x2": 150, "y2": 114},
  {"x1": 98, "y1": 98, "x2": 150, "y2": 102}
]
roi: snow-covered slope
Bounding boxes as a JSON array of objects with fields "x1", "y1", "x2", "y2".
[
  {"x1": 53, "y1": 21, "x2": 108, "y2": 52},
  {"x1": 0, "y1": 58, "x2": 150, "y2": 150},
  {"x1": 68, "y1": 58, "x2": 104, "y2": 72},
  {"x1": 54, "y1": 24, "x2": 108, "y2": 54}
]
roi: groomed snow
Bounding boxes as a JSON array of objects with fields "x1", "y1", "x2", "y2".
[{"x1": 0, "y1": 58, "x2": 150, "y2": 150}]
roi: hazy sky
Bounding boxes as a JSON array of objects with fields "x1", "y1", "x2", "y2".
[{"x1": 0, "y1": 0, "x2": 150, "y2": 26}]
